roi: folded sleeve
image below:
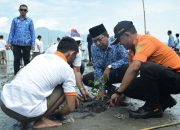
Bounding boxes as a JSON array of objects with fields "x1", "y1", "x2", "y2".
[{"x1": 62, "y1": 69, "x2": 77, "y2": 96}]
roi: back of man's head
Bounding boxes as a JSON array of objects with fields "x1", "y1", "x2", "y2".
[
  {"x1": 57, "y1": 36, "x2": 79, "y2": 54},
  {"x1": 57, "y1": 37, "x2": 60, "y2": 41},
  {"x1": 37, "y1": 35, "x2": 42, "y2": 39},
  {"x1": 176, "y1": 33, "x2": 179, "y2": 38},
  {"x1": 0, "y1": 35, "x2": 3, "y2": 39},
  {"x1": 168, "y1": 30, "x2": 172, "y2": 35}
]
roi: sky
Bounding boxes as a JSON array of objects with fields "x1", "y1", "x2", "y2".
[{"x1": 0, "y1": 0, "x2": 180, "y2": 41}]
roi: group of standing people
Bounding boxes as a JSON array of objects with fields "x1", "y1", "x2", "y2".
[
  {"x1": 1, "y1": 3, "x2": 180, "y2": 129},
  {"x1": 167, "y1": 30, "x2": 180, "y2": 52}
]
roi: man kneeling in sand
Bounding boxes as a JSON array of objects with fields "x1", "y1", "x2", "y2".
[{"x1": 0, "y1": 37, "x2": 78, "y2": 129}]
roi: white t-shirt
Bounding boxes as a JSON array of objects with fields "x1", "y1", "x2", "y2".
[
  {"x1": 34, "y1": 39, "x2": 44, "y2": 53},
  {"x1": 73, "y1": 49, "x2": 82, "y2": 67},
  {"x1": 1, "y1": 54, "x2": 76, "y2": 117},
  {"x1": 0, "y1": 39, "x2": 6, "y2": 51},
  {"x1": 175, "y1": 38, "x2": 180, "y2": 49},
  {"x1": 40, "y1": 41, "x2": 44, "y2": 53},
  {"x1": 45, "y1": 43, "x2": 82, "y2": 67}
]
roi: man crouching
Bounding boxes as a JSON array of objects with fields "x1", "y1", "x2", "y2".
[{"x1": 0, "y1": 37, "x2": 78, "y2": 129}]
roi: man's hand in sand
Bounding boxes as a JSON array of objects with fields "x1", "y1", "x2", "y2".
[
  {"x1": 107, "y1": 93, "x2": 124, "y2": 107},
  {"x1": 80, "y1": 88, "x2": 91, "y2": 101}
]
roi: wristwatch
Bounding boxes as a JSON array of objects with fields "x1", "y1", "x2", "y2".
[{"x1": 107, "y1": 65, "x2": 112, "y2": 69}]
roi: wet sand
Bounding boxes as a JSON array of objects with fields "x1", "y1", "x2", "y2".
[{"x1": 1, "y1": 60, "x2": 180, "y2": 130}]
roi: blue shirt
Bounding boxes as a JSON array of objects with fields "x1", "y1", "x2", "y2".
[
  {"x1": 168, "y1": 35, "x2": 175, "y2": 48},
  {"x1": 91, "y1": 39, "x2": 128, "y2": 88},
  {"x1": 8, "y1": 17, "x2": 35, "y2": 46}
]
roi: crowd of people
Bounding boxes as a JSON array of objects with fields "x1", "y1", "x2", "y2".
[{"x1": 0, "y1": 4, "x2": 180, "y2": 129}]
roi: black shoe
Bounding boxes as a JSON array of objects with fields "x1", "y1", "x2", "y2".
[
  {"x1": 129, "y1": 104, "x2": 146, "y2": 113},
  {"x1": 161, "y1": 96, "x2": 177, "y2": 111},
  {"x1": 129, "y1": 106, "x2": 163, "y2": 119}
]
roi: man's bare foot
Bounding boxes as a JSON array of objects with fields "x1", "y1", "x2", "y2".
[{"x1": 33, "y1": 117, "x2": 62, "y2": 129}]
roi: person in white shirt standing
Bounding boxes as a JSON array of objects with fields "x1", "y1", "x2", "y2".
[
  {"x1": 32, "y1": 35, "x2": 43, "y2": 59},
  {"x1": 57, "y1": 37, "x2": 61, "y2": 44},
  {"x1": 0, "y1": 37, "x2": 79, "y2": 129},
  {"x1": 0, "y1": 35, "x2": 7, "y2": 64},
  {"x1": 175, "y1": 33, "x2": 180, "y2": 52}
]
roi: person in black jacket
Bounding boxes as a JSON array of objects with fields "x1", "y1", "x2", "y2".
[{"x1": 87, "y1": 33, "x2": 93, "y2": 66}]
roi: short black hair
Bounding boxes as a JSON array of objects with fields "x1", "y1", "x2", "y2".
[
  {"x1": 57, "y1": 37, "x2": 79, "y2": 53},
  {"x1": 19, "y1": 4, "x2": 28, "y2": 9},
  {"x1": 0, "y1": 35, "x2": 3, "y2": 39},
  {"x1": 37, "y1": 35, "x2": 42, "y2": 39},
  {"x1": 168, "y1": 30, "x2": 172, "y2": 34},
  {"x1": 76, "y1": 40, "x2": 81, "y2": 45},
  {"x1": 176, "y1": 33, "x2": 179, "y2": 37}
]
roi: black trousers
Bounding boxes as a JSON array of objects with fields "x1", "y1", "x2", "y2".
[
  {"x1": 124, "y1": 62, "x2": 180, "y2": 107},
  {"x1": 87, "y1": 44, "x2": 92, "y2": 62},
  {"x1": 12, "y1": 45, "x2": 31, "y2": 75},
  {"x1": 83, "y1": 64, "x2": 128, "y2": 91},
  {"x1": 32, "y1": 52, "x2": 40, "y2": 59},
  {"x1": 80, "y1": 62, "x2": 85, "y2": 75}
]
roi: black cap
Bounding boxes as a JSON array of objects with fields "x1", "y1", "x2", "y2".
[
  {"x1": 112, "y1": 21, "x2": 133, "y2": 44},
  {"x1": 89, "y1": 24, "x2": 107, "y2": 38}
]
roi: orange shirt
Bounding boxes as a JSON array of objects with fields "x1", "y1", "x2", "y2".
[{"x1": 132, "y1": 34, "x2": 180, "y2": 72}]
